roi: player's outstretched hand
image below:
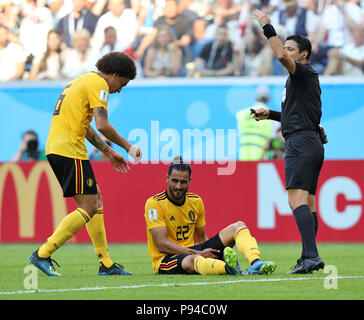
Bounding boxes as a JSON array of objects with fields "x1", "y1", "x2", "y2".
[
  {"x1": 250, "y1": 107, "x2": 270, "y2": 121},
  {"x1": 105, "y1": 148, "x2": 130, "y2": 173}
]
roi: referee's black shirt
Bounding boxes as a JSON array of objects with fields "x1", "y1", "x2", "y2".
[{"x1": 281, "y1": 62, "x2": 322, "y2": 138}]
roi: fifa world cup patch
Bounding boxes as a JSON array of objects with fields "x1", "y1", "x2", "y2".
[
  {"x1": 148, "y1": 209, "x2": 158, "y2": 221},
  {"x1": 99, "y1": 90, "x2": 109, "y2": 102}
]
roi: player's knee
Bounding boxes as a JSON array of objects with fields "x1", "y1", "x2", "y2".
[
  {"x1": 219, "y1": 221, "x2": 247, "y2": 247},
  {"x1": 74, "y1": 192, "x2": 99, "y2": 218},
  {"x1": 182, "y1": 254, "x2": 199, "y2": 274},
  {"x1": 231, "y1": 221, "x2": 246, "y2": 233},
  {"x1": 289, "y1": 198, "x2": 306, "y2": 211},
  {"x1": 88, "y1": 208, "x2": 98, "y2": 218},
  {"x1": 80, "y1": 198, "x2": 98, "y2": 218},
  {"x1": 288, "y1": 190, "x2": 309, "y2": 211}
]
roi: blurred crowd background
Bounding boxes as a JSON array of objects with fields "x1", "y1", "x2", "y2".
[{"x1": 0, "y1": 0, "x2": 364, "y2": 81}]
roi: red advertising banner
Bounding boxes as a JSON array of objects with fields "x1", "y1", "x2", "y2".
[{"x1": 0, "y1": 160, "x2": 363, "y2": 243}]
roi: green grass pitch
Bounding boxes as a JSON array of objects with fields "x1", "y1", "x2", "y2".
[{"x1": 0, "y1": 243, "x2": 363, "y2": 300}]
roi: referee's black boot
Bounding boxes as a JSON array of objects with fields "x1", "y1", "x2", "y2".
[{"x1": 287, "y1": 256, "x2": 325, "y2": 274}]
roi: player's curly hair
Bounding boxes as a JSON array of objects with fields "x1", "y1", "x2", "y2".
[
  {"x1": 168, "y1": 156, "x2": 192, "y2": 177},
  {"x1": 96, "y1": 52, "x2": 136, "y2": 79}
]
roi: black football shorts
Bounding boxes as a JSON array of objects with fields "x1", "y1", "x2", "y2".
[
  {"x1": 158, "y1": 233, "x2": 226, "y2": 274},
  {"x1": 47, "y1": 154, "x2": 98, "y2": 197},
  {"x1": 284, "y1": 131, "x2": 324, "y2": 195}
]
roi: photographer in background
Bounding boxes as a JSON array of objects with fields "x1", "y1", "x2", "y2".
[{"x1": 12, "y1": 130, "x2": 46, "y2": 161}]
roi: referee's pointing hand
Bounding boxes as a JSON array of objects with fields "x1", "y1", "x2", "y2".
[{"x1": 250, "y1": 108, "x2": 270, "y2": 121}]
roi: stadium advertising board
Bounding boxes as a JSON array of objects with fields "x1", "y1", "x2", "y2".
[
  {"x1": 0, "y1": 162, "x2": 68, "y2": 241},
  {"x1": 0, "y1": 161, "x2": 363, "y2": 242}
]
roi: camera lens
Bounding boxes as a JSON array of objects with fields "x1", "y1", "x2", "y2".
[{"x1": 27, "y1": 139, "x2": 38, "y2": 151}]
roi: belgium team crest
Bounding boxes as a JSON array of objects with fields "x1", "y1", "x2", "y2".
[
  {"x1": 86, "y1": 178, "x2": 94, "y2": 188},
  {"x1": 188, "y1": 210, "x2": 196, "y2": 223}
]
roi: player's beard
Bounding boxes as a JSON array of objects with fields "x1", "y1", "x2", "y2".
[{"x1": 168, "y1": 186, "x2": 187, "y2": 203}]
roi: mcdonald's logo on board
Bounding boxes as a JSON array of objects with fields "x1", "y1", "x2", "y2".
[{"x1": 0, "y1": 162, "x2": 67, "y2": 239}]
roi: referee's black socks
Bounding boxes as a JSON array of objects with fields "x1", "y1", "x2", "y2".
[
  {"x1": 293, "y1": 205, "x2": 319, "y2": 259},
  {"x1": 312, "y1": 211, "x2": 318, "y2": 237}
]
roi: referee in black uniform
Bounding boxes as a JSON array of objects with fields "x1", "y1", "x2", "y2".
[{"x1": 251, "y1": 9, "x2": 325, "y2": 274}]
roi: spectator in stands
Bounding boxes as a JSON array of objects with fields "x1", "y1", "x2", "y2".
[
  {"x1": 49, "y1": 0, "x2": 75, "y2": 21},
  {"x1": 233, "y1": 0, "x2": 253, "y2": 52},
  {"x1": 269, "y1": 0, "x2": 320, "y2": 38},
  {"x1": 258, "y1": 0, "x2": 279, "y2": 13},
  {"x1": 204, "y1": 0, "x2": 242, "y2": 40},
  {"x1": 18, "y1": 0, "x2": 54, "y2": 62},
  {"x1": 211, "y1": 0, "x2": 242, "y2": 25},
  {"x1": 0, "y1": 1, "x2": 20, "y2": 32},
  {"x1": 89, "y1": 0, "x2": 110, "y2": 16},
  {"x1": 98, "y1": 26, "x2": 125, "y2": 57},
  {"x1": 143, "y1": 24, "x2": 183, "y2": 77},
  {"x1": 12, "y1": 130, "x2": 47, "y2": 161},
  {"x1": 0, "y1": 24, "x2": 26, "y2": 81},
  {"x1": 178, "y1": 0, "x2": 212, "y2": 20},
  {"x1": 302, "y1": 0, "x2": 319, "y2": 15},
  {"x1": 188, "y1": 24, "x2": 233, "y2": 77},
  {"x1": 92, "y1": 0, "x2": 138, "y2": 52},
  {"x1": 61, "y1": 28, "x2": 97, "y2": 78},
  {"x1": 135, "y1": 0, "x2": 194, "y2": 64},
  {"x1": 234, "y1": 24, "x2": 274, "y2": 76},
  {"x1": 18, "y1": 0, "x2": 53, "y2": 76},
  {"x1": 222, "y1": 0, "x2": 275, "y2": 64},
  {"x1": 310, "y1": 0, "x2": 364, "y2": 73},
  {"x1": 49, "y1": 0, "x2": 101, "y2": 20},
  {"x1": 303, "y1": 0, "x2": 330, "y2": 16},
  {"x1": 136, "y1": 0, "x2": 165, "y2": 40},
  {"x1": 175, "y1": 0, "x2": 208, "y2": 41},
  {"x1": 56, "y1": 0, "x2": 99, "y2": 48},
  {"x1": 132, "y1": 0, "x2": 166, "y2": 76},
  {"x1": 29, "y1": 29, "x2": 64, "y2": 80},
  {"x1": 324, "y1": 24, "x2": 364, "y2": 76}
]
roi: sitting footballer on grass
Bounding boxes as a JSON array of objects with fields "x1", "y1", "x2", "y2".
[{"x1": 144, "y1": 156, "x2": 277, "y2": 276}]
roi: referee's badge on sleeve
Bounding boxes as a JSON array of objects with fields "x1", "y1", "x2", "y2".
[
  {"x1": 148, "y1": 209, "x2": 158, "y2": 221},
  {"x1": 99, "y1": 90, "x2": 109, "y2": 102}
]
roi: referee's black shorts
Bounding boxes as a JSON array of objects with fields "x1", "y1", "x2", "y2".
[
  {"x1": 158, "y1": 233, "x2": 225, "y2": 274},
  {"x1": 284, "y1": 131, "x2": 324, "y2": 195},
  {"x1": 47, "y1": 154, "x2": 98, "y2": 197}
]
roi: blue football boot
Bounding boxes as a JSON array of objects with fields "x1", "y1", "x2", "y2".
[
  {"x1": 98, "y1": 262, "x2": 132, "y2": 275},
  {"x1": 28, "y1": 250, "x2": 61, "y2": 276},
  {"x1": 246, "y1": 259, "x2": 277, "y2": 275}
]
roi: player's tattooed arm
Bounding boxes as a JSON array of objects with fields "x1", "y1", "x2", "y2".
[
  {"x1": 93, "y1": 106, "x2": 132, "y2": 152},
  {"x1": 95, "y1": 107, "x2": 108, "y2": 120},
  {"x1": 86, "y1": 125, "x2": 110, "y2": 153}
]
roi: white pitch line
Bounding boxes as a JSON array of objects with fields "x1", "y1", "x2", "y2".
[{"x1": 1, "y1": 275, "x2": 364, "y2": 296}]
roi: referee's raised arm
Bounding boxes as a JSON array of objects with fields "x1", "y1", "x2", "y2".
[{"x1": 252, "y1": 9, "x2": 299, "y2": 74}]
